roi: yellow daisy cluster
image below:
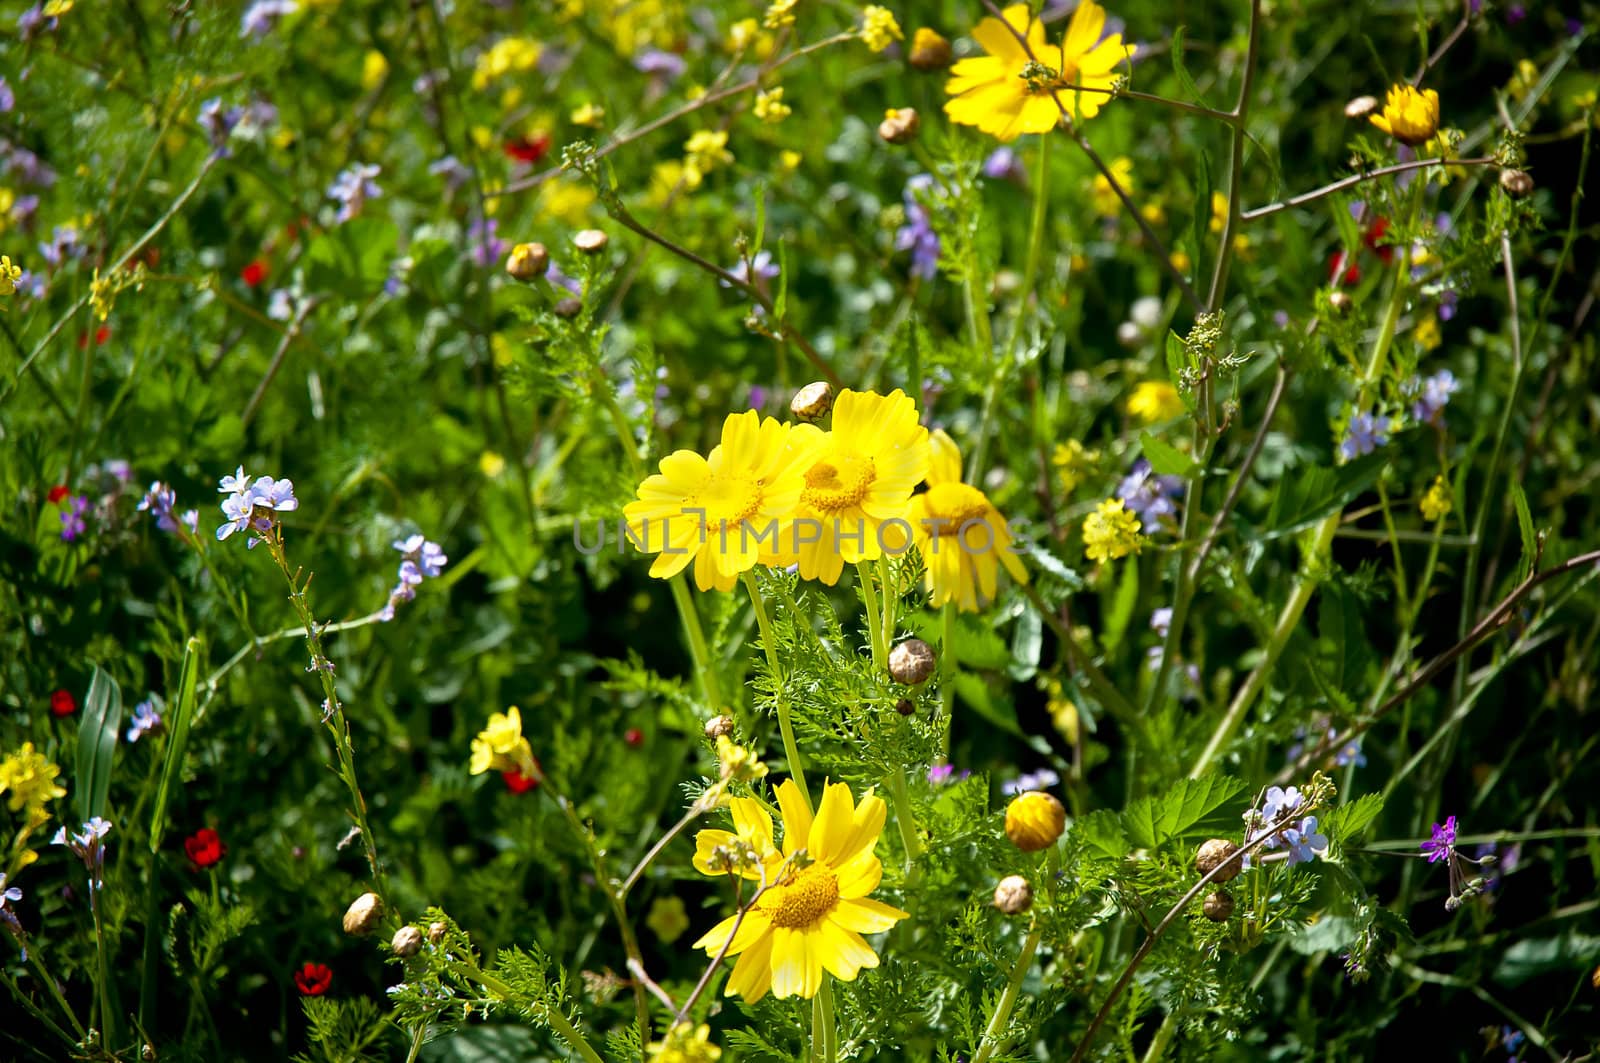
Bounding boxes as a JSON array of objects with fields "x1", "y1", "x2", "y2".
[
  {"x1": 1082, "y1": 498, "x2": 1143, "y2": 562},
  {"x1": 859, "y1": 6, "x2": 902, "y2": 53},
  {"x1": 753, "y1": 88, "x2": 791, "y2": 124},
  {"x1": 624, "y1": 390, "x2": 1028, "y2": 610},
  {"x1": 692, "y1": 779, "x2": 908, "y2": 1001},
  {"x1": 1420, "y1": 475, "x2": 1452, "y2": 522},
  {"x1": 1051, "y1": 438, "x2": 1099, "y2": 496},
  {"x1": 0, "y1": 742, "x2": 66, "y2": 818},
  {"x1": 763, "y1": 0, "x2": 797, "y2": 30},
  {"x1": 944, "y1": 1, "x2": 1135, "y2": 141},
  {"x1": 683, "y1": 129, "x2": 733, "y2": 181},
  {"x1": 648, "y1": 1022, "x2": 722, "y2": 1063},
  {"x1": 472, "y1": 37, "x2": 542, "y2": 91},
  {"x1": 468, "y1": 707, "x2": 539, "y2": 778}
]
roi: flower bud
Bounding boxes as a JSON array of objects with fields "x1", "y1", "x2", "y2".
[
  {"x1": 908, "y1": 28, "x2": 953, "y2": 71},
  {"x1": 1195, "y1": 839, "x2": 1242, "y2": 883},
  {"x1": 1202, "y1": 889, "x2": 1234, "y2": 921},
  {"x1": 790, "y1": 381, "x2": 834, "y2": 422},
  {"x1": 878, "y1": 107, "x2": 921, "y2": 145},
  {"x1": 342, "y1": 891, "x2": 384, "y2": 936},
  {"x1": 1328, "y1": 290, "x2": 1353, "y2": 315},
  {"x1": 704, "y1": 714, "x2": 734, "y2": 739},
  {"x1": 888, "y1": 638, "x2": 937, "y2": 685},
  {"x1": 1499, "y1": 169, "x2": 1534, "y2": 197},
  {"x1": 428, "y1": 921, "x2": 448, "y2": 944},
  {"x1": 1343, "y1": 95, "x2": 1378, "y2": 119},
  {"x1": 553, "y1": 296, "x2": 583, "y2": 319},
  {"x1": 992, "y1": 874, "x2": 1033, "y2": 915},
  {"x1": 505, "y1": 242, "x2": 549, "y2": 281},
  {"x1": 894, "y1": 697, "x2": 915, "y2": 716},
  {"x1": 1005, "y1": 791, "x2": 1066, "y2": 852},
  {"x1": 392, "y1": 925, "x2": 423, "y2": 957},
  {"x1": 573, "y1": 229, "x2": 609, "y2": 254}
]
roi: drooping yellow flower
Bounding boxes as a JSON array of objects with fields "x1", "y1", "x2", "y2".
[
  {"x1": 859, "y1": 6, "x2": 903, "y2": 53},
  {"x1": 0, "y1": 743, "x2": 67, "y2": 814},
  {"x1": 692, "y1": 779, "x2": 908, "y2": 1001},
  {"x1": 1126, "y1": 381, "x2": 1183, "y2": 423},
  {"x1": 469, "y1": 707, "x2": 538, "y2": 777},
  {"x1": 1091, "y1": 156, "x2": 1135, "y2": 217},
  {"x1": 1082, "y1": 498, "x2": 1142, "y2": 562},
  {"x1": 772, "y1": 389, "x2": 930, "y2": 586},
  {"x1": 901, "y1": 430, "x2": 1028, "y2": 612},
  {"x1": 647, "y1": 1022, "x2": 722, "y2": 1063},
  {"x1": 624, "y1": 411, "x2": 822, "y2": 592},
  {"x1": 943, "y1": 1, "x2": 1135, "y2": 141},
  {"x1": 1420, "y1": 475, "x2": 1452, "y2": 522},
  {"x1": 1369, "y1": 84, "x2": 1440, "y2": 147},
  {"x1": 0, "y1": 255, "x2": 21, "y2": 297}
]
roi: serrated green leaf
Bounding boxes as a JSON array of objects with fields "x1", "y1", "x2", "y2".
[
  {"x1": 1123, "y1": 775, "x2": 1247, "y2": 849},
  {"x1": 1008, "y1": 604, "x2": 1043, "y2": 682},
  {"x1": 76, "y1": 665, "x2": 123, "y2": 824},
  {"x1": 1017, "y1": 542, "x2": 1085, "y2": 590},
  {"x1": 1140, "y1": 432, "x2": 1198, "y2": 477},
  {"x1": 1074, "y1": 808, "x2": 1129, "y2": 859},
  {"x1": 1322, "y1": 793, "x2": 1384, "y2": 846},
  {"x1": 1261, "y1": 453, "x2": 1385, "y2": 539},
  {"x1": 151, "y1": 636, "x2": 203, "y2": 854}
]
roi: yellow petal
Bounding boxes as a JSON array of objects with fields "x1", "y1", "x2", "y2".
[
  {"x1": 816, "y1": 917, "x2": 880, "y2": 980},
  {"x1": 776, "y1": 779, "x2": 814, "y2": 855},
  {"x1": 725, "y1": 930, "x2": 774, "y2": 1002},
  {"x1": 1064, "y1": 0, "x2": 1106, "y2": 57},
  {"x1": 831, "y1": 897, "x2": 909, "y2": 934},
  {"x1": 808, "y1": 780, "x2": 855, "y2": 863}
]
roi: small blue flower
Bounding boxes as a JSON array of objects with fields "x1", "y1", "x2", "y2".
[
  {"x1": 217, "y1": 491, "x2": 255, "y2": 541},
  {"x1": 59, "y1": 496, "x2": 88, "y2": 542},
  {"x1": 328, "y1": 162, "x2": 382, "y2": 223},
  {"x1": 1283, "y1": 816, "x2": 1328, "y2": 866},
  {"x1": 139, "y1": 481, "x2": 181, "y2": 532},
  {"x1": 1117, "y1": 459, "x2": 1183, "y2": 528},
  {"x1": 1001, "y1": 768, "x2": 1061, "y2": 796},
  {"x1": 198, "y1": 98, "x2": 243, "y2": 158},
  {"x1": 1338, "y1": 410, "x2": 1391, "y2": 461},
  {"x1": 127, "y1": 699, "x2": 163, "y2": 742},
  {"x1": 895, "y1": 175, "x2": 941, "y2": 280},
  {"x1": 1405, "y1": 369, "x2": 1458, "y2": 426},
  {"x1": 240, "y1": 0, "x2": 297, "y2": 38},
  {"x1": 468, "y1": 216, "x2": 507, "y2": 269},
  {"x1": 982, "y1": 147, "x2": 1026, "y2": 182}
]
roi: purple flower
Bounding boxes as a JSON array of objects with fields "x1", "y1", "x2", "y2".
[
  {"x1": 126, "y1": 699, "x2": 163, "y2": 742},
  {"x1": 59, "y1": 496, "x2": 88, "y2": 542},
  {"x1": 1506, "y1": 4, "x2": 1525, "y2": 24},
  {"x1": 469, "y1": 216, "x2": 507, "y2": 269},
  {"x1": 895, "y1": 174, "x2": 942, "y2": 280},
  {"x1": 723, "y1": 250, "x2": 779, "y2": 292},
  {"x1": 1335, "y1": 735, "x2": 1366, "y2": 768},
  {"x1": 927, "y1": 763, "x2": 969, "y2": 786},
  {"x1": 38, "y1": 224, "x2": 81, "y2": 269},
  {"x1": 198, "y1": 98, "x2": 243, "y2": 158},
  {"x1": 1283, "y1": 816, "x2": 1329, "y2": 866},
  {"x1": 328, "y1": 162, "x2": 382, "y2": 223},
  {"x1": 0, "y1": 872, "x2": 23, "y2": 957},
  {"x1": 1, "y1": 142, "x2": 55, "y2": 188},
  {"x1": 216, "y1": 492, "x2": 255, "y2": 542},
  {"x1": 1421, "y1": 815, "x2": 1457, "y2": 863},
  {"x1": 218, "y1": 466, "x2": 251, "y2": 495},
  {"x1": 1338, "y1": 410, "x2": 1391, "y2": 461},
  {"x1": 546, "y1": 265, "x2": 582, "y2": 296},
  {"x1": 52, "y1": 817, "x2": 112, "y2": 892},
  {"x1": 385, "y1": 534, "x2": 447, "y2": 620},
  {"x1": 216, "y1": 470, "x2": 296, "y2": 546},
  {"x1": 1001, "y1": 768, "x2": 1061, "y2": 796},
  {"x1": 1149, "y1": 607, "x2": 1173, "y2": 637},
  {"x1": 429, "y1": 155, "x2": 472, "y2": 191},
  {"x1": 982, "y1": 147, "x2": 1025, "y2": 182},
  {"x1": 138, "y1": 481, "x2": 181, "y2": 533},
  {"x1": 249, "y1": 476, "x2": 298, "y2": 513},
  {"x1": 0, "y1": 77, "x2": 13, "y2": 114},
  {"x1": 17, "y1": 5, "x2": 57, "y2": 40},
  {"x1": 1116, "y1": 459, "x2": 1183, "y2": 528},
  {"x1": 1437, "y1": 288, "x2": 1458, "y2": 321},
  {"x1": 241, "y1": 0, "x2": 297, "y2": 38},
  {"x1": 1406, "y1": 369, "x2": 1457, "y2": 426},
  {"x1": 634, "y1": 48, "x2": 686, "y2": 82}
]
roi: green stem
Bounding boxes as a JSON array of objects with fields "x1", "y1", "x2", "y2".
[
  {"x1": 450, "y1": 962, "x2": 606, "y2": 1063},
  {"x1": 856, "y1": 561, "x2": 886, "y2": 671},
  {"x1": 885, "y1": 767, "x2": 923, "y2": 868},
  {"x1": 817, "y1": 978, "x2": 838, "y2": 1063},
  {"x1": 27, "y1": 949, "x2": 88, "y2": 1041},
  {"x1": 939, "y1": 602, "x2": 958, "y2": 757},
  {"x1": 669, "y1": 574, "x2": 724, "y2": 711},
  {"x1": 743, "y1": 571, "x2": 812, "y2": 812},
  {"x1": 877, "y1": 555, "x2": 897, "y2": 658},
  {"x1": 972, "y1": 924, "x2": 1041, "y2": 1063}
]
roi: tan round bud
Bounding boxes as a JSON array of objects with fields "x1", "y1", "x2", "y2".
[
  {"x1": 888, "y1": 638, "x2": 937, "y2": 686},
  {"x1": 1499, "y1": 169, "x2": 1534, "y2": 197},
  {"x1": 1202, "y1": 889, "x2": 1235, "y2": 921},
  {"x1": 342, "y1": 891, "x2": 384, "y2": 936},
  {"x1": 790, "y1": 381, "x2": 835, "y2": 422},
  {"x1": 1343, "y1": 95, "x2": 1379, "y2": 119},
  {"x1": 895, "y1": 697, "x2": 915, "y2": 716},
  {"x1": 992, "y1": 874, "x2": 1034, "y2": 915},
  {"x1": 878, "y1": 107, "x2": 921, "y2": 145},
  {"x1": 573, "y1": 229, "x2": 609, "y2": 254},
  {"x1": 1195, "y1": 839, "x2": 1242, "y2": 883},
  {"x1": 1328, "y1": 290, "x2": 1353, "y2": 315},
  {"x1": 1004, "y1": 791, "x2": 1066, "y2": 853},
  {"x1": 505, "y1": 242, "x2": 549, "y2": 281},
  {"x1": 553, "y1": 296, "x2": 583, "y2": 319},
  {"x1": 428, "y1": 920, "x2": 448, "y2": 944},
  {"x1": 909, "y1": 28, "x2": 953, "y2": 71},
  {"x1": 391, "y1": 925, "x2": 424, "y2": 958},
  {"x1": 704, "y1": 714, "x2": 735, "y2": 739}
]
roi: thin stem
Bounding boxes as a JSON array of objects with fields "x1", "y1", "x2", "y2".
[
  {"x1": 972, "y1": 923, "x2": 1042, "y2": 1063},
  {"x1": 1021, "y1": 582, "x2": 1139, "y2": 723},
  {"x1": 1205, "y1": 0, "x2": 1262, "y2": 310},
  {"x1": 27, "y1": 948, "x2": 88, "y2": 1040},
  {"x1": 241, "y1": 295, "x2": 318, "y2": 428},
  {"x1": 622, "y1": 801, "x2": 706, "y2": 897},
  {"x1": 1240, "y1": 158, "x2": 1497, "y2": 220},
  {"x1": 857, "y1": 561, "x2": 886, "y2": 671},
  {"x1": 884, "y1": 767, "x2": 923, "y2": 868},
  {"x1": 743, "y1": 571, "x2": 812, "y2": 812},
  {"x1": 1188, "y1": 361, "x2": 1290, "y2": 581},
  {"x1": 817, "y1": 978, "x2": 838, "y2": 1063}
]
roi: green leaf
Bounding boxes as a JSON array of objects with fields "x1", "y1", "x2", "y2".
[
  {"x1": 1101, "y1": 554, "x2": 1140, "y2": 654},
  {"x1": 1123, "y1": 775, "x2": 1247, "y2": 849},
  {"x1": 1140, "y1": 432, "x2": 1198, "y2": 477},
  {"x1": 1169, "y1": 26, "x2": 1209, "y2": 107},
  {"x1": 773, "y1": 236, "x2": 789, "y2": 322},
  {"x1": 151, "y1": 636, "x2": 203, "y2": 854},
  {"x1": 1289, "y1": 915, "x2": 1363, "y2": 956},
  {"x1": 1017, "y1": 542, "x2": 1085, "y2": 590},
  {"x1": 1493, "y1": 933, "x2": 1600, "y2": 988},
  {"x1": 1165, "y1": 330, "x2": 1187, "y2": 380},
  {"x1": 1074, "y1": 808, "x2": 1129, "y2": 859},
  {"x1": 1261, "y1": 453, "x2": 1386, "y2": 539},
  {"x1": 953, "y1": 614, "x2": 1012, "y2": 671},
  {"x1": 1321, "y1": 793, "x2": 1384, "y2": 846},
  {"x1": 1511, "y1": 480, "x2": 1536, "y2": 580},
  {"x1": 304, "y1": 217, "x2": 398, "y2": 298},
  {"x1": 1190, "y1": 148, "x2": 1212, "y2": 287},
  {"x1": 951, "y1": 672, "x2": 1024, "y2": 739},
  {"x1": 76, "y1": 665, "x2": 123, "y2": 824},
  {"x1": 1008, "y1": 603, "x2": 1043, "y2": 682}
]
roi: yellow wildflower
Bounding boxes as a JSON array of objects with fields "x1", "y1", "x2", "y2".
[
  {"x1": 1126, "y1": 381, "x2": 1183, "y2": 423},
  {"x1": 715, "y1": 735, "x2": 768, "y2": 783},
  {"x1": 944, "y1": 1, "x2": 1134, "y2": 141},
  {"x1": 1051, "y1": 438, "x2": 1099, "y2": 496},
  {"x1": 539, "y1": 179, "x2": 597, "y2": 226},
  {"x1": 472, "y1": 37, "x2": 542, "y2": 91},
  {"x1": 1169, "y1": 249, "x2": 1191, "y2": 273},
  {"x1": 1369, "y1": 84, "x2": 1440, "y2": 147},
  {"x1": 692, "y1": 779, "x2": 909, "y2": 1000},
  {"x1": 1507, "y1": 59, "x2": 1539, "y2": 102},
  {"x1": 754, "y1": 88, "x2": 791, "y2": 123},
  {"x1": 361, "y1": 49, "x2": 389, "y2": 91},
  {"x1": 1082, "y1": 498, "x2": 1142, "y2": 562},
  {"x1": 468, "y1": 707, "x2": 538, "y2": 777},
  {"x1": 1414, "y1": 315, "x2": 1441, "y2": 352},
  {"x1": 859, "y1": 5, "x2": 903, "y2": 52},
  {"x1": 648, "y1": 160, "x2": 703, "y2": 206},
  {"x1": 684, "y1": 129, "x2": 733, "y2": 177},
  {"x1": 726, "y1": 18, "x2": 776, "y2": 59},
  {"x1": 764, "y1": 0, "x2": 798, "y2": 29},
  {"x1": 1046, "y1": 680, "x2": 1080, "y2": 744},
  {"x1": 645, "y1": 896, "x2": 691, "y2": 944},
  {"x1": 479, "y1": 451, "x2": 507, "y2": 478},
  {"x1": 779, "y1": 150, "x2": 803, "y2": 171},
  {"x1": 1420, "y1": 475, "x2": 1452, "y2": 522},
  {"x1": 570, "y1": 102, "x2": 605, "y2": 128},
  {"x1": 1091, "y1": 156, "x2": 1134, "y2": 217},
  {"x1": 43, "y1": 0, "x2": 72, "y2": 14},
  {"x1": 901, "y1": 429, "x2": 1028, "y2": 611},
  {"x1": 0, "y1": 255, "x2": 21, "y2": 297},
  {"x1": 0, "y1": 743, "x2": 68, "y2": 814},
  {"x1": 647, "y1": 1022, "x2": 722, "y2": 1063}
]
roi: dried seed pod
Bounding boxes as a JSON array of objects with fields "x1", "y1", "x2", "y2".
[
  {"x1": 703, "y1": 714, "x2": 734, "y2": 739},
  {"x1": 342, "y1": 891, "x2": 383, "y2": 936},
  {"x1": 1499, "y1": 169, "x2": 1534, "y2": 197},
  {"x1": 553, "y1": 296, "x2": 583, "y2": 319},
  {"x1": 1195, "y1": 839, "x2": 1242, "y2": 883},
  {"x1": 878, "y1": 107, "x2": 921, "y2": 145},
  {"x1": 391, "y1": 925, "x2": 423, "y2": 958},
  {"x1": 894, "y1": 698, "x2": 915, "y2": 716},
  {"x1": 790, "y1": 381, "x2": 834, "y2": 423},
  {"x1": 505, "y1": 242, "x2": 549, "y2": 281},
  {"x1": 1005, "y1": 791, "x2": 1066, "y2": 852},
  {"x1": 992, "y1": 874, "x2": 1034, "y2": 915},
  {"x1": 1343, "y1": 95, "x2": 1379, "y2": 119},
  {"x1": 888, "y1": 639, "x2": 937, "y2": 686},
  {"x1": 573, "y1": 229, "x2": 609, "y2": 254},
  {"x1": 1203, "y1": 889, "x2": 1235, "y2": 921},
  {"x1": 428, "y1": 921, "x2": 448, "y2": 944}
]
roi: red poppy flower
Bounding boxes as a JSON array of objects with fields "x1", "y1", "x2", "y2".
[
  {"x1": 50, "y1": 689, "x2": 76, "y2": 717},
  {"x1": 503, "y1": 132, "x2": 551, "y2": 164},
  {"x1": 502, "y1": 767, "x2": 541, "y2": 794},
  {"x1": 48, "y1": 485, "x2": 71, "y2": 504},
  {"x1": 184, "y1": 828, "x2": 227, "y2": 869},
  {"x1": 624, "y1": 728, "x2": 644, "y2": 748},
  {"x1": 293, "y1": 962, "x2": 333, "y2": 996},
  {"x1": 1327, "y1": 251, "x2": 1360, "y2": 287},
  {"x1": 1362, "y1": 217, "x2": 1395, "y2": 265},
  {"x1": 77, "y1": 326, "x2": 112, "y2": 349},
  {"x1": 241, "y1": 259, "x2": 269, "y2": 287}
]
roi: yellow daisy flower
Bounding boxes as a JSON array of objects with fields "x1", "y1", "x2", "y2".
[
  {"x1": 901, "y1": 430, "x2": 1028, "y2": 612},
  {"x1": 1126, "y1": 381, "x2": 1184, "y2": 423},
  {"x1": 624, "y1": 411, "x2": 822, "y2": 592},
  {"x1": 1369, "y1": 84, "x2": 1440, "y2": 147},
  {"x1": 773, "y1": 389, "x2": 930, "y2": 585},
  {"x1": 692, "y1": 779, "x2": 908, "y2": 1001},
  {"x1": 943, "y1": 1, "x2": 1135, "y2": 141},
  {"x1": 468, "y1": 706, "x2": 537, "y2": 777},
  {"x1": 1082, "y1": 498, "x2": 1142, "y2": 562},
  {"x1": 0, "y1": 742, "x2": 68, "y2": 814}
]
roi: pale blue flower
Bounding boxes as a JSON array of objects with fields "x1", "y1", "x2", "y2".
[
  {"x1": 328, "y1": 162, "x2": 382, "y2": 223},
  {"x1": 1338, "y1": 410, "x2": 1391, "y2": 461},
  {"x1": 1002, "y1": 768, "x2": 1061, "y2": 796},
  {"x1": 1283, "y1": 816, "x2": 1328, "y2": 866},
  {"x1": 241, "y1": 0, "x2": 297, "y2": 38},
  {"x1": 127, "y1": 699, "x2": 163, "y2": 742},
  {"x1": 139, "y1": 481, "x2": 181, "y2": 532}
]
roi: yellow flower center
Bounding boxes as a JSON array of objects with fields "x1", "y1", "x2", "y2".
[
  {"x1": 801, "y1": 455, "x2": 876, "y2": 514},
  {"x1": 689, "y1": 472, "x2": 765, "y2": 526},
  {"x1": 922, "y1": 483, "x2": 992, "y2": 533},
  {"x1": 764, "y1": 863, "x2": 840, "y2": 928}
]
